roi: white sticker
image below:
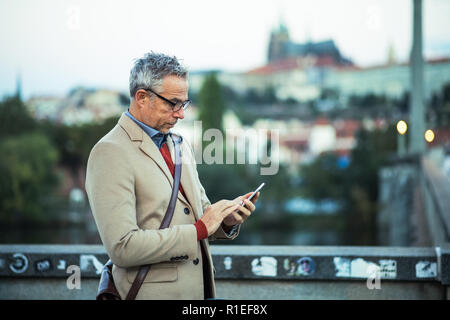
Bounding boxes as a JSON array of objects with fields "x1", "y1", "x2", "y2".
[
  {"x1": 57, "y1": 260, "x2": 67, "y2": 270},
  {"x1": 379, "y1": 260, "x2": 397, "y2": 279},
  {"x1": 334, "y1": 257, "x2": 351, "y2": 277},
  {"x1": 251, "y1": 257, "x2": 277, "y2": 277},
  {"x1": 80, "y1": 255, "x2": 103, "y2": 275},
  {"x1": 224, "y1": 257, "x2": 232, "y2": 271},
  {"x1": 334, "y1": 257, "x2": 397, "y2": 279},
  {"x1": 415, "y1": 261, "x2": 437, "y2": 278},
  {"x1": 350, "y1": 258, "x2": 380, "y2": 278}
]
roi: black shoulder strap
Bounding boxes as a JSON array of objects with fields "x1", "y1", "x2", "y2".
[{"x1": 125, "y1": 134, "x2": 183, "y2": 300}]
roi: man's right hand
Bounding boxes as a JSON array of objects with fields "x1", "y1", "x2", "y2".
[{"x1": 200, "y1": 200, "x2": 241, "y2": 236}]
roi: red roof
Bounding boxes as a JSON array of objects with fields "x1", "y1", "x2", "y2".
[
  {"x1": 247, "y1": 55, "x2": 341, "y2": 75},
  {"x1": 247, "y1": 56, "x2": 450, "y2": 75},
  {"x1": 335, "y1": 57, "x2": 450, "y2": 72},
  {"x1": 247, "y1": 58, "x2": 300, "y2": 75},
  {"x1": 334, "y1": 119, "x2": 361, "y2": 138},
  {"x1": 315, "y1": 117, "x2": 331, "y2": 125}
]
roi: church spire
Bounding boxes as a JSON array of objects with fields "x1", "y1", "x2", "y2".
[
  {"x1": 15, "y1": 73, "x2": 22, "y2": 100},
  {"x1": 277, "y1": 5, "x2": 289, "y2": 36},
  {"x1": 268, "y1": 8, "x2": 290, "y2": 63},
  {"x1": 387, "y1": 41, "x2": 397, "y2": 65}
]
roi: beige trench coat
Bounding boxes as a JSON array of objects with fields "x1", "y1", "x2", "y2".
[{"x1": 85, "y1": 113, "x2": 239, "y2": 299}]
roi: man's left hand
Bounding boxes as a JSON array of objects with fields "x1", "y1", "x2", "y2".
[{"x1": 222, "y1": 191, "x2": 260, "y2": 226}]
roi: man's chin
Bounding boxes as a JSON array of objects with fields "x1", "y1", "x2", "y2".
[
  {"x1": 161, "y1": 127, "x2": 171, "y2": 134},
  {"x1": 165, "y1": 123, "x2": 176, "y2": 131}
]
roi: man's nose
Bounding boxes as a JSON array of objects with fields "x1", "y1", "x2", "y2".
[{"x1": 174, "y1": 107, "x2": 185, "y2": 119}]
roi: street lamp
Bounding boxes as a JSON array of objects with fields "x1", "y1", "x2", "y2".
[
  {"x1": 396, "y1": 120, "x2": 407, "y2": 156},
  {"x1": 424, "y1": 129, "x2": 435, "y2": 143}
]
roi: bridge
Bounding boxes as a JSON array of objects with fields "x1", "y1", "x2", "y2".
[
  {"x1": 0, "y1": 151, "x2": 449, "y2": 300},
  {"x1": 1, "y1": 1, "x2": 449, "y2": 299},
  {"x1": 0, "y1": 0, "x2": 449, "y2": 301}
]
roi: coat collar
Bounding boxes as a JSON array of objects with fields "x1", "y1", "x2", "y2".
[{"x1": 118, "y1": 112, "x2": 143, "y2": 142}]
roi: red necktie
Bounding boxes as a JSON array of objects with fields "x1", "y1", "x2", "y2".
[{"x1": 159, "y1": 143, "x2": 188, "y2": 202}]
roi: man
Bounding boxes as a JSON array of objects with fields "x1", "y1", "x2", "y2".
[{"x1": 85, "y1": 52, "x2": 259, "y2": 300}]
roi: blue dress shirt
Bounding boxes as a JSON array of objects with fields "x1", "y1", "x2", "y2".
[{"x1": 125, "y1": 110, "x2": 168, "y2": 149}]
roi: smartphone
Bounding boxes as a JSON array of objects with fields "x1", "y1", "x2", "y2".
[{"x1": 241, "y1": 182, "x2": 265, "y2": 206}]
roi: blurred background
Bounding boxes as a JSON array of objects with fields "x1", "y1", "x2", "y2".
[{"x1": 0, "y1": 0, "x2": 449, "y2": 247}]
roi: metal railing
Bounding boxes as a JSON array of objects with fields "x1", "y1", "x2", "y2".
[{"x1": 420, "y1": 155, "x2": 450, "y2": 287}]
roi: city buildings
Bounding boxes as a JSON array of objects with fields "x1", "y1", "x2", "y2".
[
  {"x1": 26, "y1": 87, "x2": 128, "y2": 125},
  {"x1": 23, "y1": 22, "x2": 450, "y2": 172}
]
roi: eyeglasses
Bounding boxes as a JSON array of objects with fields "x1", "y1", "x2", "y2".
[{"x1": 141, "y1": 88, "x2": 191, "y2": 112}]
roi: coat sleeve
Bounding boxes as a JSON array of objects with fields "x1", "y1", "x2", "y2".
[
  {"x1": 85, "y1": 141, "x2": 198, "y2": 268},
  {"x1": 183, "y1": 138, "x2": 240, "y2": 241}
]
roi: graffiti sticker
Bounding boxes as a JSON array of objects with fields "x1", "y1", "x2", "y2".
[
  {"x1": 224, "y1": 257, "x2": 232, "y2": 271},
  {"x1": 333, "y1": 257, "x2": 351, "y2": 277},
  {"x1": 57, "y1": 260, "x2": 67, "y2": 270},
  {"x1": 9, "y1": 253, "x2": 29, "y2": 274},
  {"x1": 334, "y1": 257, "x2": 397, "y2": 279},
  {"x1": 295, "y1": 257, "x2": 316, "y2": 276},
  {"x1": 251, "y1": 256, "x2": 277, "y2": 277},
  {"x1": 80, "y1": 255, "x2": 104, "y2": 275},
  {"x1": 35, "y1": 259, "x2": 52, "y2": 272},
  {"x1": 379, "y1": 260, "x2": 397, "y2": 279},
  {"x1": 415, "y1": 261, "x2": 437, "y2": 278}
]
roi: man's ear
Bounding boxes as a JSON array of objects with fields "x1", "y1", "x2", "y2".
[{"x1": 135, "y1": 90, "x2": 147, "y2": 108}]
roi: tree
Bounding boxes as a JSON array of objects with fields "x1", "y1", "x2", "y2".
[
  {"x1": 429, "y1": 82, "x2": 450, "y2": 127},
  {"x1": 299, "y1": 152, "x2": 347, "y2": 201},
  {"x1": 0, "y1": 96, "x2": 62, "y2": 224},
  {"x1": 0, "y1": 95, "x2": 37, "y2": 137},
  {"x1": 197, "y1": 72, "x2": 226, "y2": 134},
  {"x1": 0, "y1": 94, "x2": 118, "y2": 225},
  {"x1": 0, "y1": 133, "x2": 59, "y2": 224},
  {"x1": 263, "y1": 86, "x2": 277, "y2": 104},
  {"x1": 197, "y1": 164, "x2": 250, "y2": 204},
  {"x1": 41, "y1": 116, "x2": 119, "y2": 175}
]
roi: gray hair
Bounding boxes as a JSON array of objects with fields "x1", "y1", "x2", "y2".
[{"x1": 129, "y1": 52, "x2": 188, "y2": 99}]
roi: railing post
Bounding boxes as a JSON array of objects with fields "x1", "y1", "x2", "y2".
[{"x1": 440, "y1": 244, "x2": 450, "y2": 299}]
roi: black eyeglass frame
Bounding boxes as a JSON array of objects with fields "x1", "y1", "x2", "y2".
[{"x1": 139, "y1": 87, "x2": 191, "y2": 112}]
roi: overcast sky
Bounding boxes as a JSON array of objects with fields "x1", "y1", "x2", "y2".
[{"x1": 1, "y1": 0, "x2": 450, "y2": 99}]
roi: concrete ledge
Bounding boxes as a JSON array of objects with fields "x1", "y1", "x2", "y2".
[
  {"x1": 0, "y1": 244, "x2": 446, "y2": 299},
  {"x1": 0, "y1": 278, "x2": 444, "y2": 300},
  {"x1": 211, "y1": 245, "x2": 439, "y2": 281},
  {"x1": 215, "y1": 280, "x2": 444, "y2": 300},
  {"x1": 0, "y1": 245, "x2": 440, "y2": 281}
]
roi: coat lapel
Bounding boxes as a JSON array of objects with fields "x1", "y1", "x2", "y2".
[
  {"x1": 118, "y1": 113, "x2": 173, "y2": 189},
  {"x1": 139, "y1": 135, "x2": 175, "y2": 187},
  {"x1": 118, "y1": 113, "x2": 199, "y2": 217}
]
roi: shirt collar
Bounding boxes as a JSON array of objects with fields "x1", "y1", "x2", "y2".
[{"x1": 125, "y1": 109, "x2": 168, "y2": 149}]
